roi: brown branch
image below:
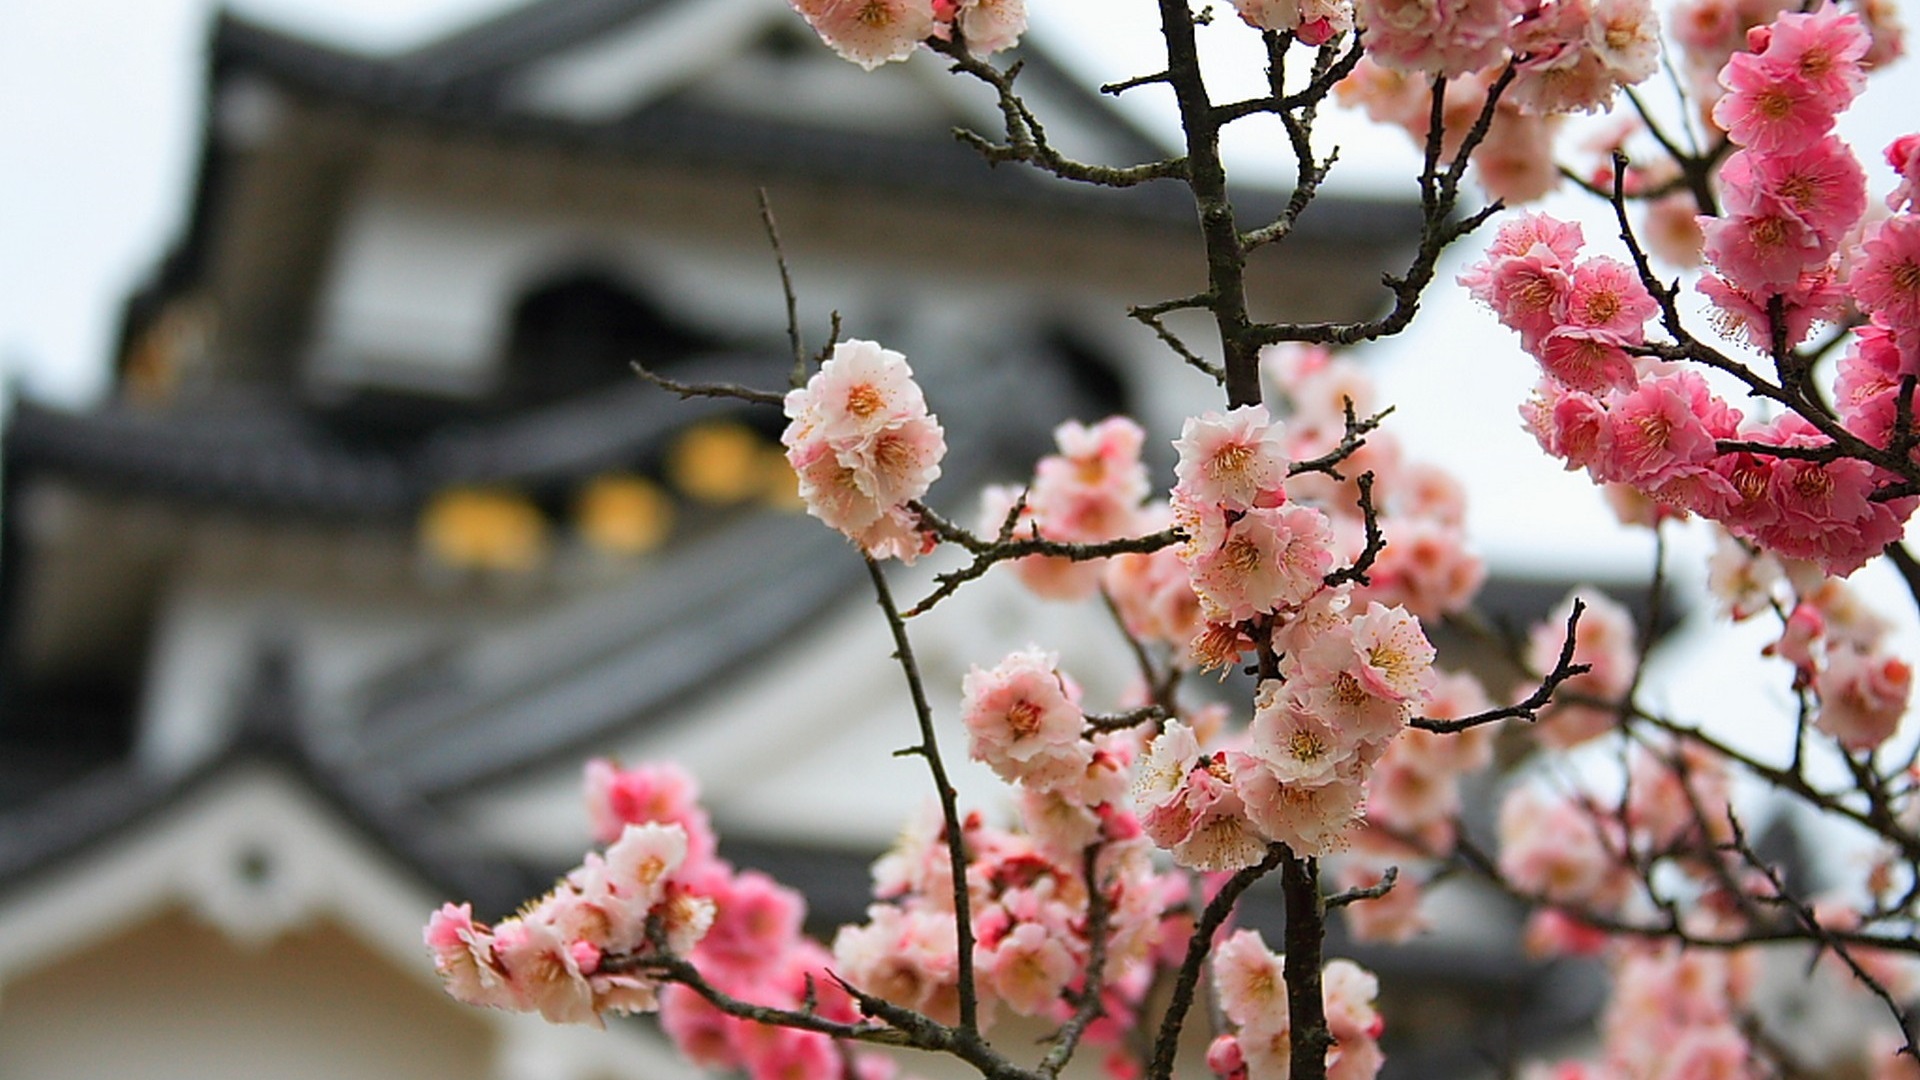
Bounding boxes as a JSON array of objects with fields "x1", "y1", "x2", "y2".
[
  {"x1": 1411, "y1": 598, "x2": 1591, "y2": 733},
  {"x1": 632, "y1": 362, "x2": 786, "y2": 407}
]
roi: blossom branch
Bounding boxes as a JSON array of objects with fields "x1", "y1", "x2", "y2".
[
  {"x1": 929, "y1": 37, "x2": 1189, "y2": 188},
  {"x1": 1410, "y1": 598, "x2": 1591, "y2": 733},
  {"x1": 863, "y1": 558, "x2": 987, "y2": 1040},
  {"x1": 1037, "y1": 846, "x2": 1115, "y2": 1079},
  {"x1": 1145, "y1": 844, "x2": 1289, "y2": 1080},
  {"x1": 631, "y1": 363, "x2": 786, "y2": 407},
  {"x1": 756, "y1": 189, "x2": 809, "y2": 388}
]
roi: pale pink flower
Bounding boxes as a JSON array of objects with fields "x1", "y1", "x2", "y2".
[
  {"x1": 1248, "y1": 679, "x2": 1359, "y2": 786},
  {"x1": 1186, "y1": 503, "x2": 1335, "y2": 623},
  {"x1": 1471, "y1": 109, "x2": 1563, "y2": 204},
  {"x1": 1032, "y1": 416, "x2": 1151, "y2": 543},
  {"x1": 426, "y1": 903, "x2": 518, "y2": 1009},
  {"x1": 1173, "y1": 405, "x2": 1291, "y2": 512},
  {"x1": 978, "y1": 921, "x2": 1076, "y2": 1016},
  {"x1": 789, "y1": 0, "x2": 940, "y2": 69},
  {"x1": 1321, "y1": 959, "x2": 1383, "y2": 1043},
  {"x1": 603, "y1": 821, "x2": 691, "y2": 910},
  {"x1": 1234, "y1": 753, "x2": 1368, "y2": 855},
  {"x1": 1142, "y1": 751, "x2": 1271, "y2": 872},
  {"x1": 1345, "y1": 601, "x2": 1439, "y2": 705},
  {"x1": 1367, "y1": 519, "x2": 1486, "y2": 622},
  {"x1": 492, "y1": 916, "x2": 600, "y2": 1026},
  {"x1": 1815, "y1": 645, "x2": 1912, "y2": 749},
  {"x1": 1232, "y1": 0, "x2": 1305, "y2": 31},
  {"x1": 978, "y1": 483, "x2": 1103, "y2": 601},
  {"x1": 832, "y1": 905, "x2": 962, "y2": 1024},
  {"x1": 1623, "y1": 740, "x2": 1733, "y2": 851},
  {"x1": 961, "y1": 649, "x2": 1088, "y2": 790},
  {"x1": 1213, "y1": 928, "x2": 1288, "y2": 1029},
  {"x1": 783, "y1": 340, "x2": 945, "y2": 546},
  {"x1": 955, "y1": 0, "x2": 1025, "y2": 55},
  {"x1": 1643, "y1": 192, "x2": 1707, "y2": 267},
  {"x1": 1588, "y1": 0, "x2": 1662, "y2": 83},
  {"x1": 785, "y1": 339, "x2": 927, "y2": 443},
  {"x1": 1497, "y1": 787, "x2": 1626, "y2": 906}
]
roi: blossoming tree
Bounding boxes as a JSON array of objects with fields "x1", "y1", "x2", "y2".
[{"x1": 425, "y1": 0, "x2": 1920, "y2": 1078}]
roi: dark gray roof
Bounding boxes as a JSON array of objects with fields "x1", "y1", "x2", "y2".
[
  {"x1": 0, "y1": 652, "x2": 548, "y2": 918},
  {"x1": 204, "y1": 3, "x2": 1422, "y2": 246},
  {"x1": 7, "y1": 356, "x2": 794, "y2": 521}
]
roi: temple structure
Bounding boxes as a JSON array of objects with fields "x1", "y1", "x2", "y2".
[{"x1": 0, "y1": 2, "x2": 1600, "y2": 1075}]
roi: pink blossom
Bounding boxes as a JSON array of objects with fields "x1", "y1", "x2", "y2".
[
  {"x1": 1712, "y1": 49, "x2": 1839, "y2": 152},
  {"x1": 1752, "y1": 1, "x2": 1871, "y2": 104},
  {"x1": 783, "y1": 340, "x2": 944, "y2": 546},
  {"x1": 1462, "y1": 242, "x2": 1574, "y2": 343},
  {"x1": 1031, "y1": 416, "x2": 1151, "y2": 543},
  {"x1": 1719, "y1": 138, "x2": 1867, "y2": 249},
  {"x1": 1335, "y1": 860, "x2": 1428, "y2": 943},
  {"x1": 425, "y1": 903, "x2": 518, "y2": 1009},
  {"x1": 961, "y1": 649, "x2": 1089, "y2": 790},
  {"x1": 1321, "y1": 958, "x2": 1383, "y2": 1043},
  {"x1": 1140, "y1": 748, "x2": 1271, "y2": 872},
  {"x1": 1233, "y1": 752, "x2": 1367, "y2": 855},
  {"x1": 1534, "y1": 327, "x2": 1640, "y2": 393},
  {"x1": 1527, "y1": 588, "x2": 1637, "y2": 749},
  {"x1": 1596, "y1": 372, "x2": 1725, "y2": 488},
  {"x1": 789, "y1": 0, "x2": 940, "y2": 69},
  {"x1": 978, "y1": 921, "x2": 1076, "y2": 1016},
  {"x1": 1248, "y1": 679, "x2": 1360, "y2": 786},
  {"x1": 1887, "y1": 133, "x2": 1920, "y2": 211},
  {"x1": 1213, "y1": 928, "x2": 1289, "y2": 1029},
  {"x1": 1815, "y1": 645, "x2": 1912, "y2": 749},
  {"x1": 1697, "y1": 264, "x2": 1845, "y2": 352},
  {"x1": 584, "y1": 759, "x2": 717, "y2": 863},
  {"x1": 954, "y1": 0, "x2": 1025, "y2": 56},
  {"x1": 978, "y1": 483, "x2": 1103, "y2": 601},
  {"x1": 1851, "y1": 214, "x2": 1920, "y2": 332},
  {"x1": 1498, "y1": 787, "x2": 1627, "y2": 906},
  {"x1": 1470, "y1": 109, "x2": 1563, "y2": 204},
  {"x1": 1700, "y1": 204, "x2": 1826, "y2": 291},
  {"x1": 491, "y1": 916, "x2": 600, "y2": 1026},
  {"x1": 1185, "y1": 503, "x2": 1335, "y2": 624},
  {"x1": 1173, "y1": 405, "x2": 1291, "y2": 512}
]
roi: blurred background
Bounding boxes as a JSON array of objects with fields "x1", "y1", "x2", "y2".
[{"x1": 0, "y1": 0, "x2": 1914, "y2": 1076}]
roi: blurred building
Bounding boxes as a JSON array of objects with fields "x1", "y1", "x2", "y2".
[{"x1": 0, "y1": 1, "x2": 1570, "y2": 1076}]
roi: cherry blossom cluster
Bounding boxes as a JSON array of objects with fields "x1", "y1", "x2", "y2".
[
  {"x1": 1205, "y1": 930, "x2": 1384, "y2": 1080},
  {"x1": 834, "y1": 802, "x2": 1189, "y2": 1053},
  {"x1": 786, "y1": 0, "x2": 1025, "y2": 70},
  {"x1": 783, "y1": 339, "x2": 944, "y2": 563},
  {"x1": 1332, "y1": 670, "x2": 1496, "y2": 942},
  {"x1": 1465, "y1": 194, "x2": 1915, "y2": 576},
  {"x1": 978, "y1": 416, "x2": 1151, "y2": 601},
  {"x1": 424, "y1": 819, "x2": 713, "y2": 1026},
  {"x1": 1089, "y1": 350, "x2": 1478, "y2": 681},
  {"x1": 1707, "y1": 532, "x2": 1913, "y2": 751},
  {"x1": 1331, "y1": 0, "x2": 1663, "y2": 204}
]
